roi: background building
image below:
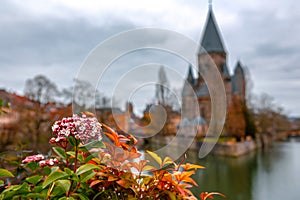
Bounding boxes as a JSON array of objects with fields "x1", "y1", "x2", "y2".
[{"x1": 182, "y1": 6, "x2": 248, "y2": 139}]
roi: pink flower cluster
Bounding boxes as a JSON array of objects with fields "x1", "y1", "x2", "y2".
[
  {"x1": 22, "y1": 154, "x2": 44, "y2": 163},
  {"x1": 22, "y1": 154, "x2": 59, "y2": 167},
  {"x1": 50, "y1": 114, "x2": 102, "y2": 146},
  {"x1": 39, "y1": 158, "x2": 59, "y2": 167}
]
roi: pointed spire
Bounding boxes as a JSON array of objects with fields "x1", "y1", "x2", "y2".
[
  {"x1": 232, "y1": 60, "x2": 245, "y2": 96},
  {"x1": 222, "y1": 63, "x2": 230, "y2": 77},
  {"x1": 182, "y1": 65, "x2": 195, "y2": 97},
  {"x1": 199, "y1": 5, "x2": 226, "y2": 54},
  {"x1": 235, "y1": 60, "x2": 245, "y2": 75},
  {"x1": 208, "y1": 0, "x2": 213, "y2": 10},
  {"x1": 187, "y1": 64, "x2": 194, "y2": 85}
]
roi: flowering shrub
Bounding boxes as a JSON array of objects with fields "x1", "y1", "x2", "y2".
[
  {"x1": 50, "y1": 114, "x2": 102, "y2": 146},
  {"x1": 0, "y1": 113, "x2": 225, "y2": 200}
]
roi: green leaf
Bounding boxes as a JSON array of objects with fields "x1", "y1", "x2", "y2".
[
  {"x1": 66, "y1": 151, "x2": 75, "y2": 157},
  {"x1": 1, "y1": 183, "x2": 30, "y2": 199},
  {"x1": 64, "y1": 167, "x2": 73, "y2": 175},
  {"x1": 0, "y1": 180, "x2": 4, "y2": 185},
  {"x1": 58, "y1": 197, "x2": 74, "y2": 200},
  {"x1": 26, "y1": 193, "x2": 46, "y2": 199},
  {"x1": 51, "y1": 166, "x2": 59, "y2": 172},
  {"x1": 146, "y1": 151, "x2": 162, "y2": 166},
  {"x1": 76, "y1": 164, "x2": 100, "y2": 176},
  {"x1": 66, "y1": 151, "x2": 84, "y2": 162},
  {"x1": 53, "y1": 147, "x2": 67, "y2": 159},
  {"x1": 68, "y1": 136, "x2": 77, "y2": 147},
  {"x1": 27, "y1": 162, "x2": 39, "y2": 171},
  {"x1": 56, "y1": 180, "x2": 71, "y2": 194},
  {"x1": 50, "y1": 185, "x2": 65, "y2": 197},
  {"x1": 165, "y1": 191, "x2": 176, "y2": 200},
  {"x1": 26, "y1": 175, "x2": 43, "y2": 185},
  {"x1": 42, "y1": 171, "x2": 68, "y2": 188},
  {"x1": 72, "y1": 193, "x2": 90, "y2": 200},
  {"x1": 80, "y1": 170, "x2": 96, "y2": 182},
  {"x1": 0, "y1": 151, "x2": 7, "y2": 158},
  {"x1": 93, "y1": 191, "x2": 105, "y2": 200},
  {"x1": 77, "y1": 154, "x2": 84, "y2": 163},
  {"x1": 0, "y1": 168, "x2": 14, "y2": 177},
  {"x1": 42, "y1": 166, "x2": 52, "y2": 175},
  {"x1": 85, "y1": 153, "x2": 98, "y2": 162},
  {"x1": 8, "y1": 161, "x2": 20, "y2": 166},
  {"x1": 33, "y1": 185, "x2": 43, "y2": 193},
  {"x1": 79, "y1": 140, "x2": 105, "y2": 151}
]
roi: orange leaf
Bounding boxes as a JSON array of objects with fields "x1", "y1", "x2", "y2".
[
  {"x1": 127, "y1": 134, "x2": 138, "y2": 145},
  {"x1": 87, "y1": 158, "x2": 100, "y2": 165},
  {"x1": 116, "y1": 179, "x2": 132, "y2": 188},
  {"x1": 120, "y1": 142, "x2": 130, "y2": 150},
  {"x1": 200, "y1": 192, "x2": 226, "y2": 200},
  {"x1": 108, "y1": 175, "x2": 119, "y2": 182},
  {"x1": 182, "y1": 163, "x2": 205, "y2": 171},
  {"x1": 90, "y1": 180, "x2": 102, "y2": 187},
  {"x1": 130, "y1": 147, "x2": 138, "y2": 153}
]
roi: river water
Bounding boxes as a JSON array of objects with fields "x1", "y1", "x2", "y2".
[
  {"x1": 143, "y1": 140, "x2": 300, "y2": 200},
  {"x1": 187, "y1": 140, "x2": 300, "y2": 200}
]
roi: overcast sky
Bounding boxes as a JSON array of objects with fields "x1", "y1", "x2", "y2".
[{"x1": 0, "y1": 0, "x2": 300, "y2": 116}]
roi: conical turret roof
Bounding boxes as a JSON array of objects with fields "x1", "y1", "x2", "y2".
[{"x1": 199, "y1": 7, "x2": 226, "y2": 54}]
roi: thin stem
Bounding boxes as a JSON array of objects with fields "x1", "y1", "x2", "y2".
[
  {"x1": 73, "y1": 139, "x2": 78, "y2": 173},
  {"x1": 176, "y1": 154, "x2": 187, "y2": 171},
  {"x1": 67, "y1": 180, "x2": 73, "y2": 197},
  {"x1": 68, "y1": 139, "x2": 79, "y2": 197},
  {"x1": 64, "y1": 146, "x2": 69, "y2": 168}
]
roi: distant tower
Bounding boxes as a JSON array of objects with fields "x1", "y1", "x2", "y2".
[
  {"x1": 197, "y1": 4, "x2": 232, "y2": 121},
  {"x1": 182, "y1": 65, "x2": 197, "y2": 119},
  {"x1": 180, "y1": 1, "x2": 249, "y2": 138},
  {"x1": 232, "y1": 61, "x2": 246, "y2": 101}
]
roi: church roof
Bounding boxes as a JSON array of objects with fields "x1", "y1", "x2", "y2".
[
  {"x1": 199, "y1": 7, "x2": 226, "y2": 54},
  {"x1": 234, "y1": 60, "x2": 245, "y2": 75},
  {"x1": 232, "y1": 60, "x2": 245, "y2": 94},
  {"x1": 222, "y1": 63, "x2": 230, "y2": 77},
  {"x1": 182, "y1": 65, "x2": 196, "y2": 97},
  {"x1": 196, "y1": 84, "x2": 209, "y2": 97},
  {"x1": 187, "y1": 64, "x2": 195, "y2": 86}
]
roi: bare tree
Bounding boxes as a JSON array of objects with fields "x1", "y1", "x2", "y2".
[
  {"x1": 155, "y1": 66, "x2": 180, "y2": 110},
  {"x1": 22, "y1": 75, "x2": 59, "y2": 150},
  {"x1": 24, "y1": 75, "x2": 58, "y2": 104},
  {"x1": 155, "y1": 66, "x2": 170, "y2": 105},
  {"x1": 61, "y1": 79, "x2": 95, "y2": 112},
  {"x1": 253, "y1": 93, "x2": 290, "y2": 141},
  {"x1": 61, "y1": 79, "x2": 116, "y2": 113}
]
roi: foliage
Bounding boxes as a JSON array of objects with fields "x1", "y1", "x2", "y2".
[
  {"x1": 242, "y1": 101, "x2": 256, "y2": 139},
  {"x1": 250, "y1": 93, "x2": 290, "y2": 135},
  {"x1": 225, "y1": 96, "x2": 246, "y2": 141},
  {"x1": 0, "y1": 98, "x2": 10, "y2": 115},
  {"x1": 0, "y1": 113, "x2": 225, "y2": 200}
]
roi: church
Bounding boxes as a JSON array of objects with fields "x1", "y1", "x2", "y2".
[{"x1": 181, "y1": 5, "x2": 248, "y2": 139}]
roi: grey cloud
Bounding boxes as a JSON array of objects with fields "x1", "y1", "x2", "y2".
[{"x1": 0, "y1": 18, "x2": 135, "y2": 67}]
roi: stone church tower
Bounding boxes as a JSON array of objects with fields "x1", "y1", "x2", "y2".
[{"x1": 182, "y1": 5, "x2": 247, "y2": 138}]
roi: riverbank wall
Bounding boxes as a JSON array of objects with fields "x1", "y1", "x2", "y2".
[{"x1": 147, "y1": 135, "x2": 272, "y2": 157}]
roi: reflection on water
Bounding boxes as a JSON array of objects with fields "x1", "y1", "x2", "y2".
[{"x1": 144, "y1": 139, "x2": 300, "y2": 200}]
